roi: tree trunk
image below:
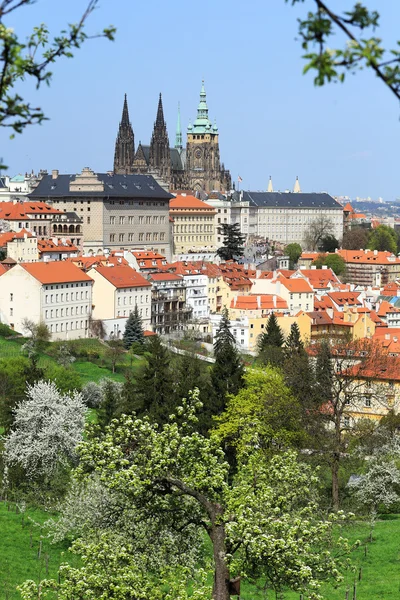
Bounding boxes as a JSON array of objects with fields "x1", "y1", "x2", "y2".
[
  {"x1": 331, "y1": 451, "x2": 340, "y2": 511},
  {"x1": 210, "y1": 519, "x2": 230, "y2": 600}
]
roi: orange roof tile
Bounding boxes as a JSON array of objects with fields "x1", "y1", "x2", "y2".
[
  {"x1": 20, "y1": 261, "x2": 92, "y2": 284},
  {"x1": 231, "y1": 294, "x2": 288, "y2": 311},
  {"x1": 92, "y1": 265, "x2": 151, "y2": 288},
  {"x1": 170, "y1": 195, "x2": 215, "y2": 210},
  {"x1": 280, "y1": 279, "x2": 313, "y2": 293},
  {"x1": 149, "y1": 272, "x2": 183, "y2": 282},
  {"x1": 38, "y1": 238, "x2": 78, "y2": 253},
  {"x1": 338, "y1": 249, "x2": 400, "y2": 265},
  {"x1": 326, "y1": 291, "x2": 362, "y2": 306},
  {"x1": 0, "y1": 228, "x2": 33, "y2": 247},
  {"x1": 0, "y1": 201, "x2": 61, "y2": 220}
]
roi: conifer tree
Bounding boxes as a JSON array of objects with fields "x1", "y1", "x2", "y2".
[
  {"x1": 211, "y1": 308, "x2": 244, "y2": 415},
  {"x1": 123, "y1": 305, "x2": 145, "y2": 349},
  {"x1": 216, "y1": 223, "x2": 245, "y2": 261},
  {"x1": 284, "y1": 322, "x2": 304, "y2": 358},
  {"x1": 258, "y1": 313, "x2": 285, "y2": 366},
  {"x1": 133, "y1": 336, "x2": 175, "y2": 424}
]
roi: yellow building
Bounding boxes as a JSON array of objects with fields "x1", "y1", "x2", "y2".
[{"x1": 170, "y1": 195, "x2": 216, "y2": 255}]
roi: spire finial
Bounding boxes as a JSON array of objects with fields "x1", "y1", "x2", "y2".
[
  {"x1": 121, "y1": 93, "x2": 130, "y2": 126},
  {"x1": 268, "y1": 175, "x2": 273, "y2": 193},
  {"x1": 175, "y1": 102, "x2": 183, "y2": 150},
  {"x1": 155, "y1": 93, "x2": 165, "y2": 126},
  {"x1": 293, "y1": 176, "x2": 301, "y2": 193}
]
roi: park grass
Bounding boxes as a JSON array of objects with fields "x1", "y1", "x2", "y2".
[
  {"x1": 239, "y1": 516, "x2": 400, "y2": 600},
  {"x1": 0, "y1": 336, "x2": 145, "y2": 384},
  {"x1": 0, "y1": 502, "x2": 77, "y2": 599}
]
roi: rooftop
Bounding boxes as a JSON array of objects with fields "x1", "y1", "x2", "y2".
[
  {"x1": 20, "y1": 261, "x2": 92, "y2": 284},
  {"x1": 91, "y1": 265, "x2": 151, "y2": 288}
]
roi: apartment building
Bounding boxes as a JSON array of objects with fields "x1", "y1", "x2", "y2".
[
  {"x1": 252, "y1": 275, "x2": 314, "y2": 314},
  {"x1": 170, "y1": 195, "x2": 216, "y2": 255},
  {"x1": 0, "y1": 261, "x2": 93, "y2": 339},
  {"x1": 88, "y1": 265, "x2": 152, "y2": 330},
  {"x1": 148, "y1": 272, "x2": 191, "y2": 334},
  {"x1": 338, "y1": 249, "x2": 400, "y2": 286},
  {"x1": 161, "y1": 261, "x2": 209, "y2": 320},
  {"x1": 29, "y1": 168, "x2": 173, "y2": 258},
  {"x1": 37, "y1": 239, "x2": 79, "y2": 261}
]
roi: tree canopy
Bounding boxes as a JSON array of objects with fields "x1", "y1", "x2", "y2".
[
  {"x1": 216, "y1": 223, "x2": 245, "y2": 261},
  {"x1": 284, "y1": 242, "x2": 302, "y2": 267},
  {"x1": 368, "y1": 224, "x2": 397, "y2": 254}
]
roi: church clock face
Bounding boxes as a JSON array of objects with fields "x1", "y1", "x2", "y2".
[{"x1": 195, "y1": 148, "x2": 201, "y2": 159}]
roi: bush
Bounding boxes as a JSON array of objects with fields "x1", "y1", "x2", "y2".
[{"x1": 0, "y1": 323, "x2": 18, "y2": 337}]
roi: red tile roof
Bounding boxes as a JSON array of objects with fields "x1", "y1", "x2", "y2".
[
  {"x1": 149, "y1": 272, "x2": 183, "y2": 282},
  {"x1": 170, "y1": 195, "x2": 215, "y2": 210},
  {"x1": 326, "y1": 291, "x2": 362, "y2": 306},
  {"x1": 38, "y1": 239, "x2": 78, "y2": 253},
  {"x1": 280, "y1": 278, "x2": 313, "y2": 293},
  {"x1": 92, "y1": 265, "x2": 151, "y2": 288},
  {"x1": 20, "y1": 261, "x2": 92, "y2": 284},
  {"x1": 338, "y1": 249, "x2": 400, "y2": 265},
  {"x1": 231, "y1": 294, "x2": 288, "y2": 311},
  {"x1": 0, "y1": 201, "x2": 62, "y2": 220},
  {"x1": 0, "y1": 229, "x2": 33, "y2": 247}
]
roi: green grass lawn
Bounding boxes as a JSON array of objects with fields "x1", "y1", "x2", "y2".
[
  {"x1": 0, "y1": 502, "x2": 76, "y2": 599},
  {"x1": 1, "y1": 508, "x2": 399, "y2": 599},
  {"x1": 239, "y1": 516, "x2": 400, "y2": 600},
  {"x1": 0, "y1": 337, "x2": 145, "y2": 384}
]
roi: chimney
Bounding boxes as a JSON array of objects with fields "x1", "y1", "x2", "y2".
[
  {"x1": 374, "y1": 249, "x2": 378, "y2": 255},
  {"x1": 273, "y1": 294, "x2": 277, "y2": 308},
  {"x1": 52, "y1": 169, "x2": 59, "y2": 180},
  {"x1": 257, "y1": 295, "x2": 261, "y2": 309}
]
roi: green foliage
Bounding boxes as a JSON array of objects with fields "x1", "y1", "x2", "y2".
[
  {"x1": 0, "y1": 0, "x2": 115, "y2": 145},
  {"x1": 258, "y1": 313, "x2": 285, "y2": 366},
  {"x1": 211, "y1": 308, "x2": 244, "y2": 413},
  {"x1": 0, "y1": 322, "x2": 18, "y2": 337},
  {"x1": 132, "y1": 335, "x2": 175, "y2": 423},
  {"x1": 104, "y1": 340, "x2": 125, "y2": 373},
  {"x1": 284, "y1": 322, "x2": 304, "y2": 356},
  {"x1": 286, "y1": 1, "x2": 400, "y2": 103},
  {"x1": 216, "y1": 223, "x2": 245, "y2": 261},
  {"x1": 312, "y1": 253, "x2": 346, "y2": 275},
  {"x1": 96, "y1": 379, "x2": 124, "y2": 430},
  {"x1": 342, "y1": 227, "x2": 370, "y2": 250},
  {"x1": 75, "y1": 401, "x2": 352, "y2": 600},
  {"x1": 214, "y1": 368, "x2": 306, "y2": 454},
  {"x1": 368, "y1": 224, "x2": 397, "y2": 253},
  {"x1": 123, "y1": 305, "x2": 145, "y2": 349},
  {"x1": 0, "y1": 356, "x2": 30, "y2": 433},
  {"x1": 284, "y1": 242, "x2": 302, "y2": 267},
  {"x1": 319, "y1": 234, "x2": 339, "y2": 252},
  {"x1": 45, "y1": 365, "x2": 82, "y2": 394}
]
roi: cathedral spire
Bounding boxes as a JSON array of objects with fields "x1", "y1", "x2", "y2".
[
  {"x1": 156, "y1": 93, "x2": 165, "y2": 127},
  {"x1": 175, "y1": 102, "x2": 183, "y2": 151},
  {"x1": 113, "y1": 93, "x2": 135, "y2": 174},
  {"x1": 268, "y1": 176, "x2": 273, "y2": 192}
]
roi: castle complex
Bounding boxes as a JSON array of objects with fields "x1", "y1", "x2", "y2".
[{"x1": 113, "y1": 82, "x2": 231, "y2": 194}]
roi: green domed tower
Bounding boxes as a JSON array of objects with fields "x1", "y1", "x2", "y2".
[{"x1": 186, "y1": 81, "x2": 231, "y2": 193}]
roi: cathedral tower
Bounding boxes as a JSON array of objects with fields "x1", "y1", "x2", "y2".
[
  {"x1": 186, "y1": 81, "x2": 230, "y2": 193},
  {"x1": 149, "y1": 94, "x2": 171, "y2": 183},
  {"x1": 113, "y1": 94, "x2": 135, "y2": 174}
]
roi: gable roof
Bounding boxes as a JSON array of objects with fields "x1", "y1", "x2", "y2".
[
  {"x1": 0, "y1": 202, "x2": 61, "y2": 220},
  {"x1": 280, "y1": 278, "x2": 313, "y2": 293},
  {"x1": 20, "y1": 261, "x2": 92, "y2": 284},
  {"x1": 0, "y1": 229, "x2": 33, "y2": 247},
  {"x1": 231, "y1": 294, "x2": 288, "y2": 311},
  {"x1": 92, "y1": 265, "x2": 151, "y2": 288},
  {"x1": 38, "y1": 239, "x2": 78, "y2": 253},
  {"x1": 149, "y1": 272, "x2": 183, "y2": 282}
]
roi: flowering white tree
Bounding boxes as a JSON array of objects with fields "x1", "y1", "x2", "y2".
[{"x1": 3, "y1": 380, "x2": 86, "y2": 479}]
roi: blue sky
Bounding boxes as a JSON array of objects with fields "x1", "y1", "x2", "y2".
[{"x1": 1, "y1": 0, "x2": 399, "y2": 200}]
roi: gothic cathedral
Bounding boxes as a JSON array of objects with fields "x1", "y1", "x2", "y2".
[{"x1": 113, "y1": 82, "x2": 231, "y2": 194}]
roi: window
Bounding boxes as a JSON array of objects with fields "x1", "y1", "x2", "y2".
[
  {"x1": 128, "y1": 216, "x2": 134, "y2": 225},
  {"x1": 119, "y1": 216, "x2": 125, "y2": 225},
  {"x1": 364, "y1": 396, "x2": 371, "y2": 407},
  {"x1": 110, "y1": 216, "x2": 116, "y2": 225},
  {"x1": 10, "y1": 293, "x2": 13, "y2": 302},
  {"x1": 110, "y1": 234, "x2": 115, "y2": 242},
  {"x1": 139, "y1": 233, "x2": 144, "y2": 241},
  {"x1": 87, "y1": 216, "x2": 91, "y2": 224},
  {"x1": 139, "y1": 216, "x2": 144, "y2": 224},
  {"x1": 9, "y1": 308, "x2": 13, "y2": 316},
  {"x1": 119, "y1": 233, "x2": 124, "y2": 242},
  {"x1": 128, "y1": 232, "x2": 134, "y2": 241}
]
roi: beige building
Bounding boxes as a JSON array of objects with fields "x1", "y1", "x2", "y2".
[
  {"x1": 170, "y1": 194, "x2": 216, "y2": 255},
  {"x1": 88, "y1": 264, "x2": 152, "y2": 330},
  {"x1": 252, "y1": 275, "x2": 314, "y2": 314},
  {"x1": 5, "y1": 232, "x2": 39, "y2": 262},
  {"x1": 29, "y1": 168, "x2": 173, "y2": 259},
  {"x1": 0, "y1": 262, "x2": 93, "y2": 339}
]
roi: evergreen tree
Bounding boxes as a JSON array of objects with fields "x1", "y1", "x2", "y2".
[
  {"x1": 216, "y1": 223, "x2": 245, "y2": 261},
  {"x1": 133, "y1": 336, "x2": 175, "y2": 424},
  {"x1": 174, "y1": 352, "x2": 213, "y2": 434},
  {"x1": 123, "y1": 305, "x2": 145, "y2": 349},
  {"x1": 315, "y1": 340, "x2": 333, "y2": 404},
  {"x1": 211, "y1": 308, "x2": 244, "y2": 415},
  {"x1": 97, "y1": 379, "x2": 124, "y2": 431},
  {"x1": 284, "y1": 322, "x2": 304, "y2": 358},
  {"x1": 258, "y1": 313, "x2": 285, "y2": 366}
]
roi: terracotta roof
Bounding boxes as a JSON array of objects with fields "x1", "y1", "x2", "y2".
[
  {"x1": 377, "y1": 300, "x2": 400, "y2": 317},
  {"x1": 38, "y1": 238, "x2": 78, "y2": 253},
  {"x1": 0, "y1": 201, "x2": 62, "y2": 220},
  {"x1": 338, "y1": 249, "x2": 400, "y2": 265},
  {"x1": 343, "y1": 202, "x2": 354, "y2": 213},
  {"x1": 170, "y1": 195, "x2": 215, "y2": 210},
  {"x1": 231, "y1": 294, "x2": 288, "y2": 311},
  {"x1": 0, "y1": 264, "x2": 7, "y2": 276},
  {"x1": 20, "y1": 261, "x2": 92, "y2": 284},
  {"x1": 0, "y1": 228, "x2": 33, "y2": 247},
  {"x1": 280, "y1": 279, "x2": 313, "y2": 293},
  {"x1": 295, "y1": 268, "x2": 340, "y2": 286},
  {"x1": 326, "y1": 291, "x2": 362, "y2": 306},
  {"x1": 92, "y1": 265, "x2": 151, "y2": 288},
  {"x1": 149, "y1": 272, "x2": 183, "y2": 282}
]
